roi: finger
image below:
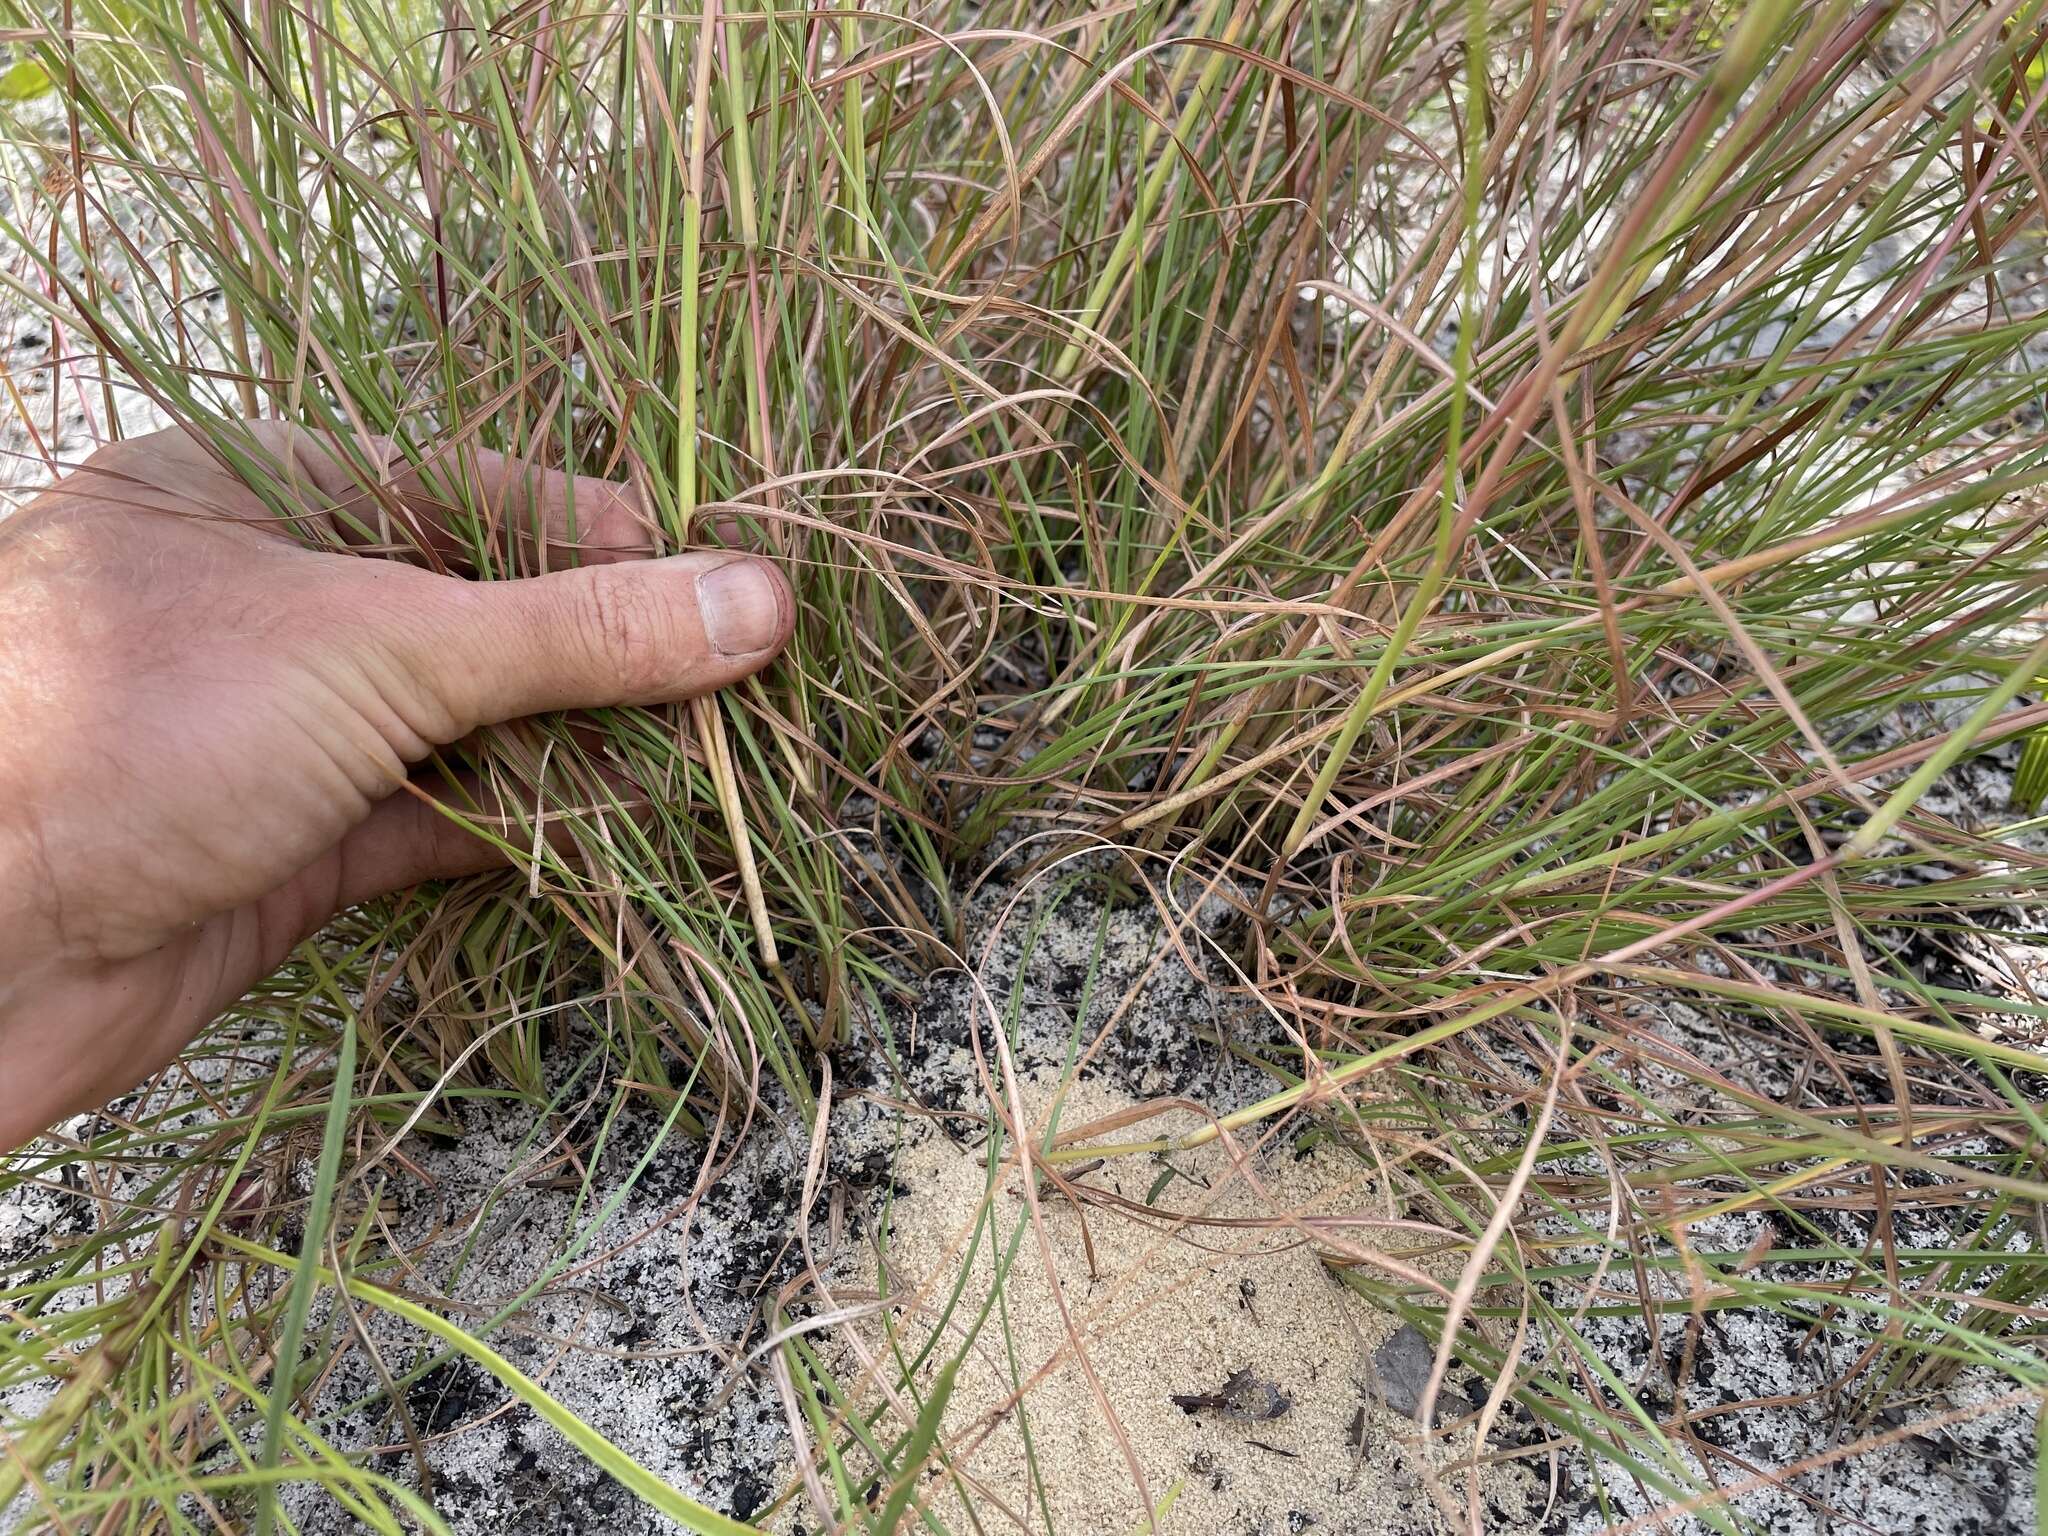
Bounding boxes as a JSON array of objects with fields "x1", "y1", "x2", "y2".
[
  {"x1": 363, "y1": 550, "x2": 795, "y2": 737},
  {"x1": 67, "y1": 420, "x2": 749, "y2": 568},
  {"x1": 329, "y1": 767, "x2": 644, "y2": 909},
  {"x1": 334, "y1": 777, "x2": 514, "y2": 907},
  {"x1": 238, "y1": 421, "x2": 658, "y2": 569}
]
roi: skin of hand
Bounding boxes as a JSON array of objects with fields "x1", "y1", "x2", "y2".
[{"x1": 0, "y1": 422, "x2": 793, "y2": 1152}]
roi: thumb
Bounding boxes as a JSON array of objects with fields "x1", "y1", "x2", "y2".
[{"x1": 367, "y1": 551, "x2": 794, "y2": 733}]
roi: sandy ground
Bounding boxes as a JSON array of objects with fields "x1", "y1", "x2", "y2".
[
  {"x1": 795, "y1": 1070, "x2": 1545, "y2": 1536},
  {"x1": 15, "y1": 843, "x2": 2032, "y2": 1536}
]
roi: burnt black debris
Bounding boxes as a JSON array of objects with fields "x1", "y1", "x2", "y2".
[{"x1": 1171, "y1": 1366, "x2": 1293, "y2": 1421}]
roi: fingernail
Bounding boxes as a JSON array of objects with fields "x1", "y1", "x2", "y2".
[{"x1": 697, "y1": 557, "x2": 785, "y2": 656}]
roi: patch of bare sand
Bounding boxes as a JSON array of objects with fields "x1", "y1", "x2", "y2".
[{"x1": 782, "y1": 1075, "x2": 1543, "y2": 1535}]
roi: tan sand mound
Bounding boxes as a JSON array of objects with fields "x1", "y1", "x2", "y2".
[{"x1": 784, "y1": 1074, "x2": 1543, "y2": 1535}]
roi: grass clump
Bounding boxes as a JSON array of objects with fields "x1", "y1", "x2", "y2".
[{"x1": 3, "y1": 0, "x2": 2048, "y2": 1531}]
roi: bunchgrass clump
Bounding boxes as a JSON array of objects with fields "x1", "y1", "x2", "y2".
[{"x1": 4, "y1": 0, "x2": 2048, "y2": 1530}]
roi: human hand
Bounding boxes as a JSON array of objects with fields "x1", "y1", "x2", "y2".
[{"x1": 0, "y1": 422, "x2": 793, "y2": 1150}]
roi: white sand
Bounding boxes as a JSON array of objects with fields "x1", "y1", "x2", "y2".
[{"x1": 785, "y1": 1074, "x2": 1541, "y2": 1536}]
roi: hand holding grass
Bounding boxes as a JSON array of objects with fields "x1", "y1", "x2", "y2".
[{"x1": 0, "y1": 423, "x2": 793, "y2": 1150}]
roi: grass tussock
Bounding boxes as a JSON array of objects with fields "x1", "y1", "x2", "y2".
[{"x1": 3, "y1": 0, "x2": 2048, "y2": 1531}]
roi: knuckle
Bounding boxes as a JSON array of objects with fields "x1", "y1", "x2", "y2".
[
  {"x1": 574, "y1": 564, "x2": 675, "y2": 698},
  {"x1": 77, "y1": 437, "x2": 133, "y2": 473},
  {"x1": 55, "y1": 442, "x2": 146, "y2": 508},
  {"x1": 325, "y1": 707, "x2": 412, "y2": 801}
]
